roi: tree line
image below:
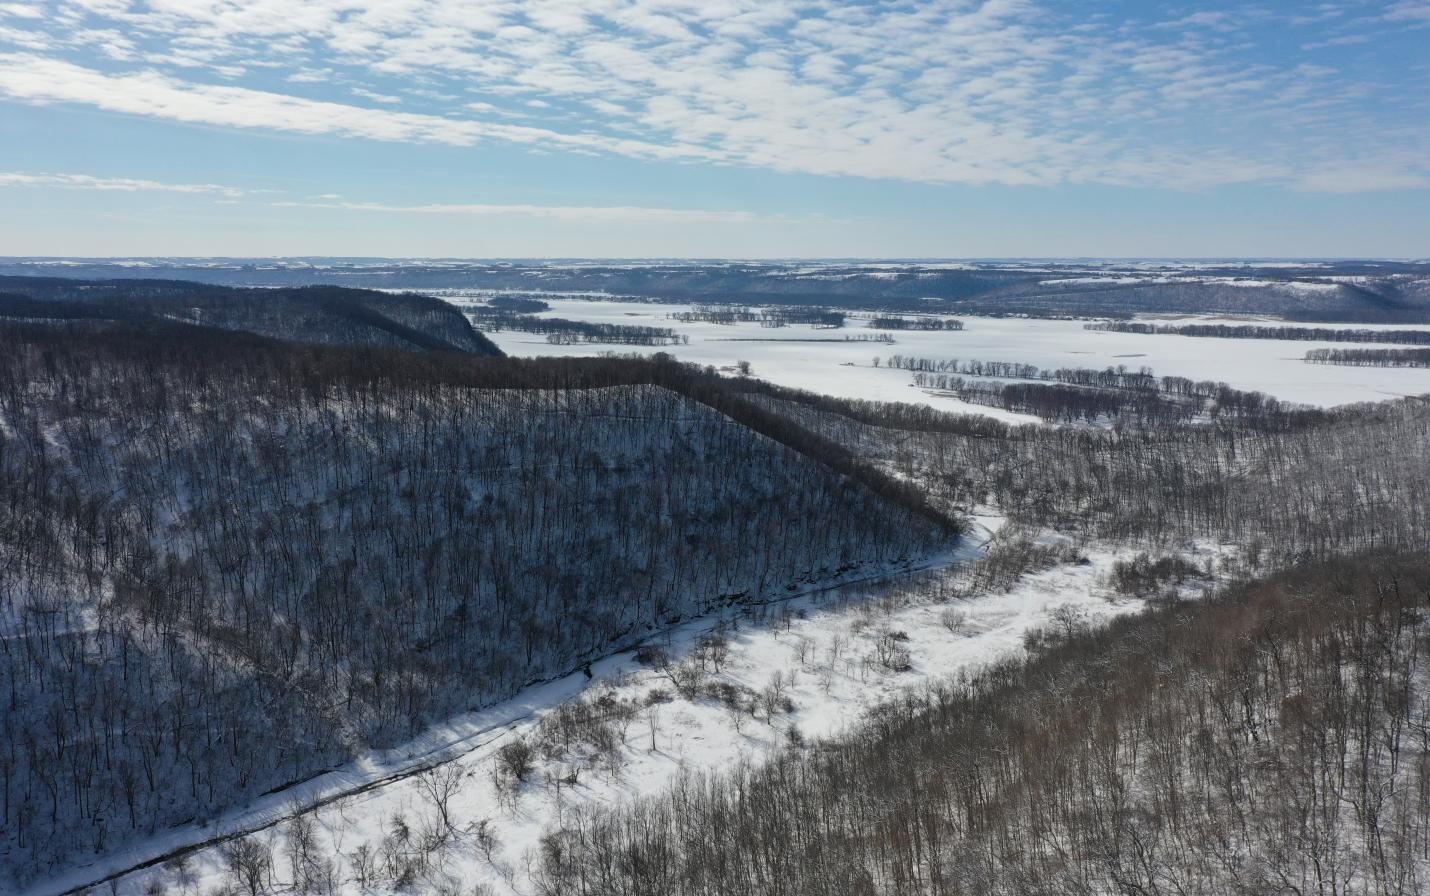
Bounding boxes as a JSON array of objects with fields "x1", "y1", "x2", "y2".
[
  {"x1": 874, "y1": 356, "x2": 1295, "y2": 424},
  {"x1": 865, "y1": 316, "x2": 964, "y2": 331},
  {"x1": 667, "y1": 306, "x2": 847, "y2": 328},
  {"x1": 466, "y1": 309, "x2": 686, "y2": 345},
  {"x1": 1088, "y1": 320, "x2": 1430, "y2": 344},
  {"x1": 1305, "y1": 347, "x2": 1430, "y2": 367}
]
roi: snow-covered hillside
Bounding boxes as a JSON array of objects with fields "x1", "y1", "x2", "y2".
[{"x1": 0, "y1": 325, "x2": 948, "y2": 889}]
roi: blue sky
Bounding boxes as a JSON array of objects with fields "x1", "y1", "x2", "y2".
[{"x1": 1, "y1": 0, "x2": 1427, "y2": 257}]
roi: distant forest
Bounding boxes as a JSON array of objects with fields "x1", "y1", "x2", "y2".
[
  {"x1": 1088, "y1": 320, "x2": 1430, "y2": 344},
  {"x1": 9, "y1": 260, "x2": 1430, "y2": 322}
]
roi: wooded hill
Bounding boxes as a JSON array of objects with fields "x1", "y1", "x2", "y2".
[
  {"x1": 0, "y1": 321, "x2": 955, "y2": 886},
  {"x1": 0, "y1": 276, "x2": 501, "y2": 355},
  {"x1": 730, "y1": 379, "x2": 1430, "y2": 567}
]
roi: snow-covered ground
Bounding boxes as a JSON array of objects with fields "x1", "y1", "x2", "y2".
[
  {"x1": 474, "y1": 298, "x2": 1430, "y2": 415},
  {"x1": 26, "y1": 296, "x2": 1401, "y2": 895},
  {"x1": 62, "y1": 519, "x2": 1230, "y2": 896}
]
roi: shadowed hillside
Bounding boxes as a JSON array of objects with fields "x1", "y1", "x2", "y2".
[{"x1": 0, "y1": 276, "x2": 502, "y2": 355}]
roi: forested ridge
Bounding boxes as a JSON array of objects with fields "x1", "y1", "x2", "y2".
[
  {"x1": 0, "y1": 277, "x2": 501, "y2": 356},
  {"x1": 0, "y1": 321, "x2": 952, "y2": 886},
  {"x1": 735, "y1": 380, "x2": 1430, "y2": 566}
]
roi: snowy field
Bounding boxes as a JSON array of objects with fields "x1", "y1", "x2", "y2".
[
  {"x1": 56, "y1": 520, "x2": 1230, "y2": 896},
  {"x1": 474, "y1": 297, "x2": 1430, "y2": 417}
]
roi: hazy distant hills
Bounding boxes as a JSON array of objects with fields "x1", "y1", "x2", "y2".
[{"x1": 3, "y1": 258, "x2": 1429, "y2": 322}]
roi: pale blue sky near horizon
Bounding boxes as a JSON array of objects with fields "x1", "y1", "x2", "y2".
[{"x1": 1, "y1": 0, "x2": 1427, "y2": 258}]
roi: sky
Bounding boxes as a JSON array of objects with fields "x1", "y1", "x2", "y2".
[{"x1": 0, "y1": 0, "x2": 1427, "y2": 258}]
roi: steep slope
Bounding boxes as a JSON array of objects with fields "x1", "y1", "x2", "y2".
[{"x1": 0, "y1": 322, "x2": 954, "y2": 887}]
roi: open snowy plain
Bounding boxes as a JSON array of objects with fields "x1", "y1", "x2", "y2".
[{"x1": 475, "y1": 297, "x2": 1430, "y2": 418}]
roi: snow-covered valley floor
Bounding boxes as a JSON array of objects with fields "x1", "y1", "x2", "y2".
[
  {"x1": 468, "y1": 297, "x2": 1430, "y2": 416},
  {"x1": 51, "y1": 520, "x2": 1231, "y2": 896}
]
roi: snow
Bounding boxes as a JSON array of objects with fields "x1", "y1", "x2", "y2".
[
  {"x1": 1039, "y1": 276, "x2": 1160, "y2": 285},
  {"x1": 472, "y1": 298, "x2": 1430, "y2": 413},
  {"x1": 64, "y1": 521, "x2": 1229, "y2": 896},
  {"x1": 19, "y1": 289, "x2": 1426, "y2": 896}
]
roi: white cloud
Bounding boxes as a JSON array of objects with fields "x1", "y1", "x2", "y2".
[
  {"x1": 350, "y1": 87, "x2": 402, "y2": 104},
  {"x1": 0, "y1": 53, "x2": 724, "y2": 164},
  {"x1": 0, "y1": 168, "x2": 791, "y2": 224},
  {"x1": 0, "y1": 3, "x2": 43, "y2": 19},
  {"x1": 273, "y1": 198, "x2": 777, "y2": 224},
  {"x1": 1385, "y1": 1, "x2": 1430, "y2": 22},
  {"x1": 0, "y1": 170, "x2": 247, "y2": 196},
  {"x1": 0, "y1": 1, "x2": 1424, "y2": 193}
]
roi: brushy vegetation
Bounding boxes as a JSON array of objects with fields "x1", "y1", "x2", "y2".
[{"x1": 535, "y1": 553, "x2": 1430, "y2": 896}]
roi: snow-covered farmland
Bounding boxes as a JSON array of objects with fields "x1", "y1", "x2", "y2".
[
  {"x1": 62, "y1": 522, "x2": 1228, "y2": 896},
  {"x1": 474, "y1": 298, "x2": 1430, "y2": 415}
]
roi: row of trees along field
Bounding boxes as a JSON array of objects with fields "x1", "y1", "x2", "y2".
[
  {"x1": 875, "y1": 356, "x2": 1291, "y2": 424},
  {"x1": 1087, "y1": 320, "x2": 1430, "y2": 344},
  {"x1": 1305, "y1": 347, "x2": 1430, "y2": 367},
  {"x1": 536, "y1": 553, "x2": 1430, "y2": 896},
  {"x1": 465, "y1": 308, "x2": 687, "y2": 345},
  {"x1": 0, "y1": 322, "x2": 953, "y2": 885},
  {"x1": 667, "y1": 306, "x2": 847, "y2": 328},
  {"x1": 736, "y1": 380, "x2": 1430, "y2": 566},
  {"x1": 865, "y1": 316, "x2": 964, "y2": 331}
]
